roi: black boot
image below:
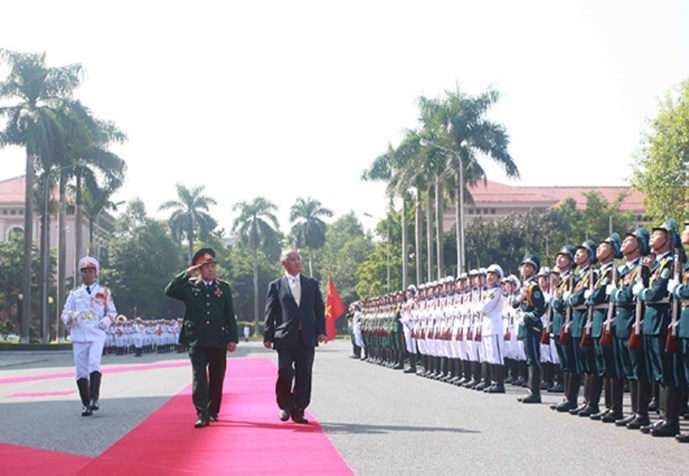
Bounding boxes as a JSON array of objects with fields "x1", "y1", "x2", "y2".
[
  {"x1": 404, "y1": 353, "x2": 417, "y2": 373},
  {"x1": 549, "y1": 367, "x2": 564, "y2": 392},
  {"x1": 89, "y1": 371, "x2": 102, "y2": 411},
  {"x1": 558, "y1": 373, "x2": 580, "y2": 413},
  {"x1": 581, "y1": 375, "x2": 602, "y2": 418},
  {"x1": 77, "y1": 378, "x2": 93, "y2": 416},
  {"x1": 627, "y1": 380, "x2": 651, "y2": 430},
  {"x1": 475, "y1": 362, "x2": 491, "y2": 390},
  {"x1": 616, "y1": 379, "x2": 638, "y2": 426},
  {"x1": 650, "y1": 386, "x2": 680, "y2": 437},
  {"x1": 603, "y1": 378, "x2": 625, "y2": 423},
  {"x1": 487, "y1": 364, "x2": 506, "y2": 393},
  {"x1": 521, "y1": 367, "x2": 542, "y2": 403},
  {"x1": 570, "y1": 373, "x2": 590, "y2": 415}
]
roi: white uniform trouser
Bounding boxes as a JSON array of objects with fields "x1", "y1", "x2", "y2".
[
  {"x1": 482, "y1": 334, "x2": 504, "y2": 365},
  {"x1": 73, "y1": 338, "x2": 105, "y2": 379},
  {"x1": 354, "y1": 325, "x2": 363, "y2": 347},
  {"x1": 403, "y1": 325, "x2": 415, "y2": 354}
]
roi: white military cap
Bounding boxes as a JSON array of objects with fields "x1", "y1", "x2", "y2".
[{"x1": 78, "y1": 256, "x2": 99, "y2": 274}]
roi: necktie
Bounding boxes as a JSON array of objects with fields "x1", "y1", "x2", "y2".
[
  {"x1": 86, "y1": 286, "x2": 91, "y2": 294},
  {"x1": 292, "y1": 277, "x2": 301, "y2": 306}
]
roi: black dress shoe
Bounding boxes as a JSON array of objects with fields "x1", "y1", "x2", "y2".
[
  {"x1": 626, "y1": 414, "x2": 650, "y2": 430},
  {"x1": 615, "y1": 414, "x2": 635, "y2": 427},
  {"x1": 548, "y1": 383, "x2": 564, "y2": 393},
  {"x1": 578, "y1": 405, "x2": 600, "y2": 418},
  {"x1": 194, "y1": 416, "x2": 210, "y2": 428},
  {"x1": 209, "y1": 414, "x2": 219, "y2": 422},
  {"x1": 602, "y1": 411, "x2": 623, "y2": 423},
  {"x1": 521, "y1": 393, "x2": 542, "y2": 404},
  {"x1": 89, "y1": 399, "x2": 99, "y2": 411},
  {"x1": 279, "y1": 410, "x2": 290, "y2": 422},
  {"x1": 569, "y1": 403, "x2": 587, "y2": 415},
  {"x1": 676, "y1": 433, "x2": 689, "y2": 443},
  {"x1": 291, "y1": 412, "x2": 309, "y2": 424},
  {"x1": 589, "y1": 408, "x2": 609, "y2": 420},
  {"x1": 640, "y1": 420, "x2": 662, "y2": 434},
  {"x1": 650, "y1": 421, "x2": 679, "y2": 437},
  {"x1": 555, "y1": 401, "x2": 576, "y2": 413},
  {"x1": 81, "y1": 406, "x2": 93, "y2": 417},
  {"x1": 486, "y1": 385, "x2": 505, "y2": 394}
]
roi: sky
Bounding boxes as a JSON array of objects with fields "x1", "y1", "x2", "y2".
[{"x1": 1, "y1": 0, "x2": 688, "y2": 235}]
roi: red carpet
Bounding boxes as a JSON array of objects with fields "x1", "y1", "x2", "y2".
[
  {"x1": 0, "y1": 444, "x2": 92, "y2": 476},
  {"x1": 2, "y1": 358, "x2": 353, "y2": 475}
]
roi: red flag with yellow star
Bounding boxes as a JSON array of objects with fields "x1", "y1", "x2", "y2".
[{"x1": 325, "y1": 274, "x2": 346, "y2": 342}]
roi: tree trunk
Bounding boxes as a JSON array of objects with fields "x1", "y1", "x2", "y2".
[
  {"x1": 426, "y1": 184, "x2": 434, "y2": 283},
  {"x1": 415, "y1": 190, "x2": 422, "y2": 286},
  {"x1": 455, "y1": 182, "x2": 462, "y2": 275},
  {"x1": 187, "y1": 224, "x2": 194, "y2": 266},
  {"x1": 252, "y1": 223, "x2": 260, "y2": 335},
  {"x1": 75, "y1": 172, "x2": 83, "y2": 264},
  {"x1": 20, "y1": 150, "x2": 34, "y2": 343},
  {"x1": 56, "y1": 170, "x2": 67, "y2": 342},
  {"x1": 435, "y1": 176, "x2": 444, "y2": 279},
  {"x1": 308, "y1": 247, "x2": 314, "y2": 277},
  {"x1": 401, "y1": 197, "x2": 408, "y2": 290}
]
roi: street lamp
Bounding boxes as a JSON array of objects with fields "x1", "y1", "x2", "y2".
[
  {"x1": 420, "y1": 138, "x2": 466, "y2": 274},
  {"x1": 364, "y1": 212, "x2": 391, "y2": 293}
]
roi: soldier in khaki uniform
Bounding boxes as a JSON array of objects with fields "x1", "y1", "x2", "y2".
[{"x1": 166, "y1": 248, "x2": 238, "y2": 428}]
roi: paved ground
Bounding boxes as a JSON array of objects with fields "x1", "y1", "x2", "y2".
[{"x1": 1, "y1": 340, "x2": 688, "y2": 475}]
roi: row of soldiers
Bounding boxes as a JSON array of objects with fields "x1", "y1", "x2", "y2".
[
  {"x1": 104, "y1": 318, "x2": 183, "y2": 356},
  {"x1": 351, "y1": 218, "x2": 689, "y2": 442}
]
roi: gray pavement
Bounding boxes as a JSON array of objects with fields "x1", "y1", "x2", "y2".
[{"x1": 1, "y1": 341, "x2": 688, "y2": 475}]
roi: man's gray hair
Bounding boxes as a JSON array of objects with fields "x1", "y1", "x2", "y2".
[{"x1": 280, "y1": 249, "x2": 301, "y2": 263}]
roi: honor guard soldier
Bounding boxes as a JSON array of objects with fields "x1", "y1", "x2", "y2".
[
  {"x1": 481, "y1": 264, "x2": 506, "y2": 393},
  {"x1": 61, "y1": 257, "x2": 118, "y2": 416},
  {"x1": 551, "y1": 245, "x2": 577, "y2": 410},
  {"x1": 400, "y1": 286, "x2": 418, "y2": 373},
  {"x1": 612, "y1": 227, "x2": 652, "y2": 429},
  {"x1": 634, "y1": 219, "x2": 685, "y2": 437},
  {"x1": 514, "y1": 254, "x2": 546, "y2": 403},
  {"x1": 669, "y1": 222, "x2": 689, "y2": 443},
  {"x1": 166, "y1": 248, "x2": 239, "y2": 428},
  {"x1": 587, "y1": 233, "x2": 623, "y2": 421}
]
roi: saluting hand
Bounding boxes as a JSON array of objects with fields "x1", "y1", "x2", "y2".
[{"x1": 185, "y1": 264, "x2": 203, "y2": 276}]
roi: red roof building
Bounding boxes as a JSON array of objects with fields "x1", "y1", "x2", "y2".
[{"x1": 442, "y1": 180, "x2": 645, "y2": 232}]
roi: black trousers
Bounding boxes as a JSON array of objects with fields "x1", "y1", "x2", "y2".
[
  {"x1": 189, "y1": 346, "x2": 227, "y2": 417},
  {"x1": 276, "y1": 335, "x2": 315, "y2": 413}
]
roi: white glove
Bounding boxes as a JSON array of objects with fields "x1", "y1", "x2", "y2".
[
  {"x1": 584, "y1": 290, "x2": 592, "y2": 299},
  {"x1": 605, "y1": 284, "x2": 614, "y2": 296},
  {"x1": 99, "y1": 317, "x2": 111, "y2": 331},
  {"x1": 632, "y1": 282, "x2": 644, "y2": 296},
  {"x1": 563, "y1": 291, "x2": 571, "y2": 301},
  {"x1": 667, "y1": 279, "x2": 679, "y2": 294}
]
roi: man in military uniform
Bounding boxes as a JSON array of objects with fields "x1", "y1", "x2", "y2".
[
  {"x1": 165, "y1": 248, "x2": 239, "y2": 428},
  {"x1": 514, "y1": 254, "x2": 546, "y2": 404},
  {"x1": 669, "y1": 221, "x2": 689, "y2": 442},
  {"x1": 61, "y1": 257, "x2": 118, "y2": 416},
  {"x1": 612, "y1": 227, "x2": 652, "y2": 429},
  {"x1": 634, "y1": 219, "x2": 684, "y2": 437}
]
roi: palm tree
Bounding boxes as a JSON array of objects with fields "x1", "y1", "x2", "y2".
[
  {"x1": 421, "y1": 85, "x2": 519, "y2": 274},
  {"x1": 159, "y1": 184, "x2": 218, "y2": 264},
  {"x1": 0, "y1": 49, "x2": 83, "y2": 342},
  {"x1": 232, "y1": 197, "x2": 279, "y2": 334},
  {"x1": 289, "y1": 197, "x2": 333, "y2": 278},
  {"x1": 79, "y1": 183, "x2": 125, "y2": 256}
]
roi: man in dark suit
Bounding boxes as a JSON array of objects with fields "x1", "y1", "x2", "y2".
[
  {"x1": 264, "y1": 249, "x2": 327, "y2": 424},
  {"x1": 165, "y1": 248, "x2": 238, "y2": 428}
]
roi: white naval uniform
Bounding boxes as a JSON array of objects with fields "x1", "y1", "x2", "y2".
[
  {"x1": 480, "y1": 285, "x2": 505, "y2": 365},
  {"x1": 61, "y1": 283, "x2": 117, "y2": 379}
]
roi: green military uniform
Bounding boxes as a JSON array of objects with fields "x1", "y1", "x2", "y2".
[{"x1": 165, "y1": 248, "x2": 238, "y2": 427}]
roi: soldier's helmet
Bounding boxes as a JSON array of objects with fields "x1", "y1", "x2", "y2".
[
  {"x1": 557, "y1": 245, "x2": 576, "y2": 262},
  {"x1": 627, "y1": 227, "x2": 651, "y2": 256},
  {"x1": 577, "y1": 239, "x2": 598, "y2": 265},
  {"x1": 652, "y1": 218, "x2": 682, "y2": 249},
  {"x1": 508, "y1": 274, "x2": 520, "y2": 290},
  {"x1": 601, "y1": 232, "x2": 623, "y2": 259},
  {"x1": 520, "y1": 254, "x2": 540, "y2": 272},
  {"x1": 486, "y1": 264, "x2": 504, "y2": 280},
  {"x1": 537, "y1": 266, "x2": 551, "y2": 277}
]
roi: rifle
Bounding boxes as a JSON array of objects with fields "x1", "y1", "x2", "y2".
[
  {"x1": 559, "y1": 273, "x2": 574, "y2": 345},
  {"x1": 628, "y1": 263, "x2": 646, "y2": 351},
  {"x1": 665, "y1": 251, "x2": 681, "y2": 353},
  {"x1": 600, "y1": 265, "x2": 617, "y2": 347},
  {"x1": 541, "y1": 273, "x2": 554, "y2": 345},
  {"x1": 581, "y1": 268, "x2": 596, "y2": 348},
  {"x1": 504, "y1": 301, "x2": 512, "y2": 341},
  {"x1": 474, "y1": 290, "x2": 483, "y2": 342}
]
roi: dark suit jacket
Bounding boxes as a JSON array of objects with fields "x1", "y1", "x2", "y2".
[{"x1": 263, "y1": 274, "x2": 326, "y2": 349}]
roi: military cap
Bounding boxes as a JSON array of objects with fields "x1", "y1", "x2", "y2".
[
  {"x1": 487, "y1": 264, "x2": 504, "y2": 280},
  {"x1": 78, "y1": 256, "x2": 99, "y2": 273},
  {"x1": 192, "y1": 247, "x2": 216, "y2": 266},
  {"x1": 520, "y1": 254, "x2": 540, "y2": 272},
  {"x1": 627, "y1": 227, "x2": 651, "y2": 256},
  {"x1": 537, "y1": 266, "x2": 551, "y2": 277}
]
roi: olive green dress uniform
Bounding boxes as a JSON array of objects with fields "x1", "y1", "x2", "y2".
[
  {"x1": 671, "y1": 258, "x2": 689, "y2": 442},
  {"x1": 165, "y1": 258, "x2": 238, "y2": 423}
]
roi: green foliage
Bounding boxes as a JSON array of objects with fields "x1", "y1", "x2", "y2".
[
  {"x1": 632, "y1": 79, "x2": 689, "y2": 224},
  {"x1": 101, "y1": 198, "x2": 185, "y2": 318}
]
